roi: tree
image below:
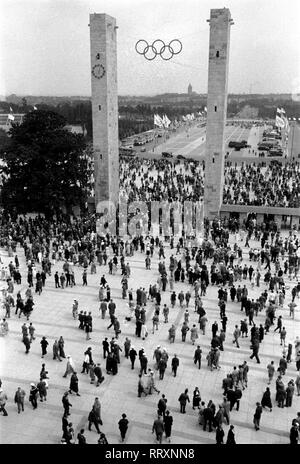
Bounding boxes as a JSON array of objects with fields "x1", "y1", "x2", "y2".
[{"x1": 0, "y1": 109, "x2": 89, "y2": 216}]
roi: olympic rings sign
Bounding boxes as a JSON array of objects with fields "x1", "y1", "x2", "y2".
[{"x1": 135, "y1": 39, "x2": 183, "y2": 61}]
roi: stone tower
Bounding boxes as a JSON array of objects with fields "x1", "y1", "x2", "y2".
[
  {"x1": 204, "y1": 8, "x2": 233, "y2": 220},
  {"x1": 89, "y1": 13, "x2": 119, "y2": 210}
]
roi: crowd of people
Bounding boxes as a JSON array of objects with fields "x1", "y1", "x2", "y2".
[
  {"x1": 119, "y1": 158, "x2": 300, "y2": 210},
  {"x1": 223, "y1": 162, "x2": 300, "y2": 208},
  {"x1": 0, "y1": 207, "x2": 300, "y2": 445}
]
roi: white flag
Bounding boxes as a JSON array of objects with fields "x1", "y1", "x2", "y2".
[
  {"x1": 33, "y1": 106, "x2": 37, "y2": 110},
  {"x1": 154, "y1": 114, "x2": 163, "y2": 128},
  {"x1": 8, "y1": 114, "x2": 15, "y2": 121},
  {"x1": 275, "y1": 115, "x2": 285, "y2": 128},
  {"x1": 162, "y1": 114, "x2": 171, "y2": 128},
  {"x1": 204, "y1": 106, "x2": 207, "y2": 112},
  {"x1": 9, "y1": 106, "x2": 13, "y2": 113}
]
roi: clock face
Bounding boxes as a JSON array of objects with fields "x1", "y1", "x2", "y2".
[{"x1": 92, "y1": 64, "x2": 105, "y2": 79}]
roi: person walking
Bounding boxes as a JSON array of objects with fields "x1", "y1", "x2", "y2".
[
  {"x1": 216, "y1": 424, "x2": 225, "y2": 444},
  {"x1": 77, "y1": 429, "x2": 87, "y2": 445},
  {"x1": 280, "y1": 327, "x2": 287, "y2": 346},
  {"x1": 226, "y1": 425, "x2": 236, "y2": 444},
  {"x1": 290, "y1": 422, "x2": 299, "y2": 445},
  {"x1": 14, "y1": 387, "x2": 26, "y2": 413},
  {"x1": 232, "y1": 325, "x2": 241, "y2": 348},
  {"x1": 82, "y1": 270, "x2": 88, "y2": 286},
  {"x1": 88, "y1": 408, "x2": 100, "y2": 434},
  {"x1": 181, "y1": 322, "x2": 190, "y2": 342},
  {"x1": 62, "y1": 413, "x2": 70, "y2": 442},
  {"x1": 29, "y1": 383, "x2": 38, "y2": 409},
  {"x1": 274, "y1": 315, "x2": 283, "y2": 333},
  {"x1": 118, "y1": 413, "x2": 129, "y2": 442},
  {"x1": 194, "y1": 345, "x2": 202, "y2": 369},
  {"x1": 203, "y1": 404, "x2": 214, "y2": 432},
  {"x1": 267, "y1": 361, "x2": 275, "y2": 384},
  {"x1": 250, "y1": 339, "x2": 260, "y2": 363},
  {"x1": 178, "y1": 388, "x2": 190, "y2": 414},
  {"x1": 62, "y1": 391, "x2": 72, "y2": 416},
  {"x1": 158, "y1": 357, "x2": 167, "y2": 380},
  {"x1": 58, "y1": 336, "x2": 66, "y2": 359},
  {"x1": 261, "y1": 387, "x2": 272, "y2": 411},
  {"x1": 157, "y1": 394, "x2": 167, "y2": 418},
  {"x1": 69, "y1": 372, "x2": 80, "y2": 396},
  {"x1": 164, "y1": 410, "x2": 173, "y2": 443},
  {"x1": 28, "y1": 323, "x2": 36, "y2": 342},
  {"x1": 53, "y1": 340, "x2": 62, "y2": 361},
  {"x1": 171, "y1": 354, "x2": 179, "y2": 377},
  {"x1": 36, "y1": 378, "x2": 47, "y2": 402},
  {"x1": 152, "y1": 415, "x2": 164, "y2": 444},
  {"x1": 124, "y1": 337, "x2": 131, "y2": 359},
  {"x1": 63, "y1": 356, "x2": 75, "y2": 378},
  {"x1": 192, "y1": 387, "x2": 201, "y2": 410},
  {"x1": 129, "y1": 346, "x2": 137, "y2": 370},
  {"x1": 138, "y1": 374, "x2": 147, "y2": 397},
  {"x1": 23, "y1": 334, "x2": 31, "y2": 354},
  {"x1": 168, "y1": 324, "x2": 176, "y2": 343},
  {"x1": 253, "y1": 402, "x2": 263, "y2": 431},
  {"x1": 102, "y1": 338, "x2": 110, "y2": 359},
  {"x1": 93, "y1": 397, "x2": 102, "y2": 425},
  {"x1": 286, "y1": 380, "x2": 295, "y2": 407},
  {"x1": 190, "y1": 325, "x2": 199, "y2": 345},
  {"x1": 40, "y1": 336, "x2": 48, "y2": 358},
  {"x1": 93, "y1": 363, "x2": 104, "y2": 386}
]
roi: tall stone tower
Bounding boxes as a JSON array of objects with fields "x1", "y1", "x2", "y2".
[
  {"x1": 89, "y1": 13, "x2": 119, "y2": 210},
  {"x1": 204, "y1": 8, "x2": 233, "y2": 220}
]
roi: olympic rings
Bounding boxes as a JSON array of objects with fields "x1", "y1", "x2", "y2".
[{"x1": 135, "y1": 39, "x2": 183, "y2": 60}]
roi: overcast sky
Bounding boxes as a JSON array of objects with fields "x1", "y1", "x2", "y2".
[{"x1": 0, "y1": 0, "x2": 299, "y2": 97}]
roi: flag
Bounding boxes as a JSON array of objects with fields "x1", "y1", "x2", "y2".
[
  {"x1": 164, "y1": 114, "x2": 171, "y2": 128},
  {"x1": 154, "y1": 114, "x2": 163, "y2": 128},
  {"x1": 8, "y1": 114, "x2": 15, "y2": 121},
  {"x1": 278, "y1": 108, "x2": 289, "y2": 130},
  {"x1": 33, "y1": 105, "x2": 37, "y2": 110},
  {"x1": 275, "y1": 114, "x2": 285, "y2": 128},
  {"x1": 204, "y1": 106, "x2": 207, "y2": 112},
  {"x1": 9, "y1": 106, "x2": 13, "y2": 113}
]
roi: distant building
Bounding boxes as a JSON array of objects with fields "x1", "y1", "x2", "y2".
[{"x1": 188, "y1": 83, "x2": 193, "y2": 96}]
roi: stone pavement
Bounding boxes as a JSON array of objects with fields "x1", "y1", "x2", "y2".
[{"x1": 0, "y1": 233, "x2": 299, "y2": 444}]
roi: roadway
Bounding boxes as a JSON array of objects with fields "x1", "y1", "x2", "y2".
[
  {"x1": 132, "y1": 121, "x2": 300, "y2": 162},
  {"x1": 135, "y1": 123, "x2": 251, "y2": 160}
]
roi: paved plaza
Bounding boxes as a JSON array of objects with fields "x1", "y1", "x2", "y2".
[{"x1": 0, "y1": 231, "x2": 299, "y2": 444}]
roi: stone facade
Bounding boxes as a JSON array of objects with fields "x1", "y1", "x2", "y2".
[
  {"x1": 204, "y1": 8, "x2": 233, "y2": 220},
  {"x1": 90, "y1": 13, "x2": 119, "y2": 209}
]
